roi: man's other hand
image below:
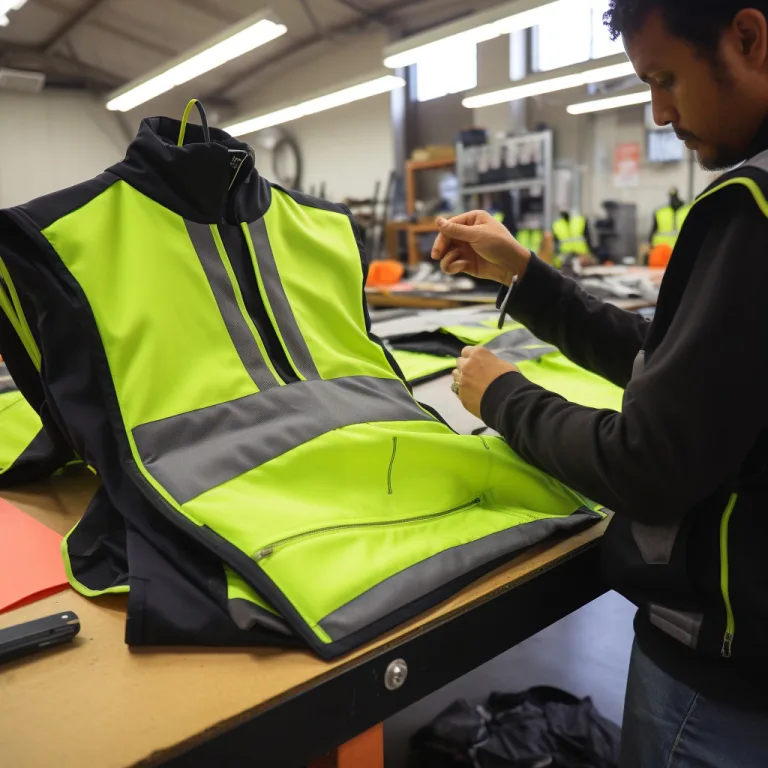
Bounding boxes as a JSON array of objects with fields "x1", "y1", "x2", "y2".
[{"x1": 454, "y1": 346, "x2": 519, "y2": 419}]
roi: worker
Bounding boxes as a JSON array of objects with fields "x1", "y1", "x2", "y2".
[
  {"x1": 650, "y1": 187, "x2": 693, "y2": 249},
  {"x1": 431, "y1": 2, "x2": 768, "y2": 766},
  {"x1": 552, "y1": 211, "x2": 594, "y2": 268},
  {"x1": 515, "y1": 228, "x2": 544, "y2": 254}
]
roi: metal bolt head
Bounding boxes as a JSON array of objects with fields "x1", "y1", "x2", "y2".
[{"x1": 384, "y1": 658, "x2": 408, "y2": 691}]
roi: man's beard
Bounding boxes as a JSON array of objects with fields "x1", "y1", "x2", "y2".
[{"x1": 697, "y1": 146, "x2": 747, "y2": 172}]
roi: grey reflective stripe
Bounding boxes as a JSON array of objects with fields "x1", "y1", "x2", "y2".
[
  {"x1": 319, "y1": 508, "x2": 600, "y2": 641},
  {"x1": 648, "y1": 605, "x2": 703, "y2": 650},
  {"x1": 133, "y1": 376, "x2": 434, "y2": 504},
  {"x1": 485, "y1": 328, "x2": 547, "y2": 352},
  {"x1": 0, "y1": 364, "x2": 15, "y2": 395},
  {"x1": 246, "y1": 219, "x2": 320, "y2": 381},
  {"x1": 184, "y1": 220, "x2": 276, "y2": 392},
  {"x1": 493, "y1": 346, "x2": 558, "y2": 365},
  {"x1": 228, "y1": 598, "x2": 293, "y2": 637},
  {"x1": 747, "y1": 147, "x2": 768, "y2": 173},
  {"x1": 631, "y1": 520, "x2": 684, "y2": 565}
]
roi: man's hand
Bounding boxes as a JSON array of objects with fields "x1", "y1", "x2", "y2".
[
  {"x1": 431, "y1": 211, "x2": 531, "y2": 286},
  {"x1": 453, "y1": 346, "x2": 519, "y2": 419}
]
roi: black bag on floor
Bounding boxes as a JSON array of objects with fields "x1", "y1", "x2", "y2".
[{"x1": 411, "y1": 686, "x2": 620, "y2": 768}]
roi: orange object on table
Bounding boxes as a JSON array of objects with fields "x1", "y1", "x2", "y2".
[
  {"x1": 649, "y1": 243, "x2": 673, "y2": 268},
  {"x1": 366, "y1": 260, "x2": 404, "y2": 287},
  {"x1": 0, "y1": 497, "x2": 69, "y2": 613}
]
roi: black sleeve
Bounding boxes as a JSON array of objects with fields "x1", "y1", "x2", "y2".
[
  {"x1": 482, "y1": 201, "x2": 768, "y2": 524},
  {"x1": 650, "y1": 212, "x2": 658, "y2": 243},
  {"x1": 500, "y1": 256, "x2": 649, "y2": 388}
]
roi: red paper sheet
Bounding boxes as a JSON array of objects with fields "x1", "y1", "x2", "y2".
[{"x1": 0, "y1": 497, "x2": 69, "y2": 613}]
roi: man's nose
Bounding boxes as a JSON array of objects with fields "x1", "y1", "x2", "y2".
[{"x1": 652, "y1": 91, "x2": 679, "y2": 128}]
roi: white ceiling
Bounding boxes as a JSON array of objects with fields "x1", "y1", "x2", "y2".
[{"x1": 0, "y1": 0, "x2": 503, "y2": 106}]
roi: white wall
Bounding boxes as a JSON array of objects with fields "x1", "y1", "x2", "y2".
[
  {"x1": 233, "y1": 31, "x2": 395, "y2": 202},
  {"x1": 0, "y1": 91, "x2": 126, "y2": 207}
]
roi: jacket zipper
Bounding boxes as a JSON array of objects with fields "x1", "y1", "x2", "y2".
[
  {"x1": 238, "y1": 224, "x2": 299, "y2": 384},
  {"x1": 253, "y1": 497, "x2": 482, "y2": 562},
  {"x1": 720, "y1": 492, "x2": 738, "y2": 658}
]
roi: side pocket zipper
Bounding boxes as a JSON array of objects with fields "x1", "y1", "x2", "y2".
[{"x1": 719, "y1": 492, "x2": 738, "y2": 658}]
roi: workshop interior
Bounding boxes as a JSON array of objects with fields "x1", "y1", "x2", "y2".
[{"x1": 0, "y1": 1, "x2": 736, "y2": 767}]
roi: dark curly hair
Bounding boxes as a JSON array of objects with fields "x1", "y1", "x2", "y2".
[{"x1": 604, "y1": 0, "x2": 768, "y2": 51}]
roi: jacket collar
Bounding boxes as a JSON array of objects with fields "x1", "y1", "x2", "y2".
[{"x1": 107, "y1": 117, "x2": 271, "y2": 224}]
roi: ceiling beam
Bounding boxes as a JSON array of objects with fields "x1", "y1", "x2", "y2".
[
  {"x1": 297, "y1": 0, "x2": 331, "y2": 40},
  {"x1": 42, "y1": 0, "x2": 111, "y2": 54},
  {"x1": 211, "y1": 0, "x2": 435, "y2": 99},
  {"x1": 331, "y1": 0, "x2": 388, "y2": 27}
]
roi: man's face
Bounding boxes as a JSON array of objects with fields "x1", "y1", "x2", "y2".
[{"x1": 625, "y1": 10, "x2": 768, "y2": 170}]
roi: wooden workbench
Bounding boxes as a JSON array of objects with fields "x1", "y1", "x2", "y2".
[{"x1": 0, "y1": 376, "x2": 609, "y2": 768}]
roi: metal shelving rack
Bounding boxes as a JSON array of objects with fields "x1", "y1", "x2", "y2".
[{"x1": 457, "y1": 130, "x2": 554, "y2": 231}]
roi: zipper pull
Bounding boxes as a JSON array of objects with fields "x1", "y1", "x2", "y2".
[
  {"x1": 254, "y1": 547, "x2": 274, "y2": 562},
  {"x1": 721, "y1": 632, "x2": 734, "y2": 658}
]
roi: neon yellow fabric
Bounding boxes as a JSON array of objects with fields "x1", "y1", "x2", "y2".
[
  {"x1": 552, "y1": 215, "x2": 588, "y2": 255},
  {"x1": 43, "y1": 182, "x2": 261, "y2": 429},
  {"x1": 393, "y1": 350, "x2": 454, "y2": 382},
  {"x1": 517, "y1": 230, "x2": 544, "y2": 253},
  {"x1": 517, "y1": 352, "x2": 623, "y2": 411},
  {"x1": 263, "y1": 189, "x2": 398, "y2": 382},
  {"x1": 0, "y1": 391, "x2": 44, "y2": 477},
  {"x1": 652, "y1": 205, "x2": 692, "y2": 248},
  {"x1": 185, "y1": 420, "x2": 599, "y2": 632}
]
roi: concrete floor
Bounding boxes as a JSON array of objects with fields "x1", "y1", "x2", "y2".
[{"x1": 384, "y1": 590, "x2": 636, "y2": 767}]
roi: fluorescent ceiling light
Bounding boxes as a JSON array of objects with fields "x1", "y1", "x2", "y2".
[
  {"x1": 567, "y1": 89, "x2": 652, "y2": 114},
  {"x1": 224, "y1": 75, "x2": 406, "y2": 136},
  {"x1": 106, "y1": 14, "x2": 287, "y2": 112},
  {"x1": 463, "y1": 59, "x2": 636, "y2": 108},
  {"x1": 384, "y1": 0, "x2": 588, "y2": 68},
  {"x1": 0, "y1": 0, "x2": 27, "y2": 26}
]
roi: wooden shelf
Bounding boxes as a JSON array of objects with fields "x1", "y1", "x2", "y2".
[{"x1": 406, "y1": 157, "x2": 456, "y2": 172}]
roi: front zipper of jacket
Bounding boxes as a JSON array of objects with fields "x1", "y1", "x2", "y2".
[
  {"x1": 720, "y1": 492, "x2": 738, "y2": 658},
  {"x1": 215, "y1": 217, "x2": 300, "y2": 385},
  {"x1": 253, "y1": 498, "x2": 482, "y2": 562}
]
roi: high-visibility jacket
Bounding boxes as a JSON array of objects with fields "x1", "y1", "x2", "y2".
[
  {"x1": 517, "y1": 229, "x2": 544, "y2": 254},
  {"x1": 652, "y1": 204, "x2": 692, "y2": 249},
  {"x1": 553, "y1": 215, "x2": 589, "y2": 256},
  {"x1": 0, "y1": 115, "x2": 602, "y2": 659},
  {"x1": 376, "y1": 309, "x2": 623, "y2": 411}
]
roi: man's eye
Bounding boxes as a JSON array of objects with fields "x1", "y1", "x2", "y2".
[{"x1": 657, "y1": 77, "x2": 675, "y2": 90}]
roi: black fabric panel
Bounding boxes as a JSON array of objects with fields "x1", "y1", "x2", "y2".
[
  {"x1": 390, "y1": 332, "x2": 466, "y2": 359},
  {"x1": 15, "y1": 172, "x2": 119, "y2": 232},
  {"x1": 66, "y1": 486, "x2": 129, "y2": 593}
]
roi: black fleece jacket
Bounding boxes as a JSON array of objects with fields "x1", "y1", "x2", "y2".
[{"x1": 480, "y1": 194, "x2": 768, "y2": 523}]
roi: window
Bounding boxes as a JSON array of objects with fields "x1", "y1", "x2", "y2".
[
  {"x1": 533, "y1": 0, "x2": 623, "y2": 73},
  {"x1": 415, "y1": 41, "x2": 478, "y2": 102}
]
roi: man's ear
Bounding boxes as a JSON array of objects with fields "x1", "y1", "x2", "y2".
[{"x1": 733, "y1": 8, "x2": 768, "y2": 68}]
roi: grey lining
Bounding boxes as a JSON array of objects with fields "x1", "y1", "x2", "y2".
[
  {"x1": 228, "y1": 598, "x2": 293, "y2": 637},
  {"x1": 319, "y1": 509, "x2": 600, "y2": 641},
  {"x1": 648, "y1": 604, "x2": 703, "y2": 649},
  {"x1": 246, "y1": 219, "x2": 320, "y2": 381},
  {"x1": 184, "y1": 220, "x2": 276, "y2": 392},
  {"x1": 133, "y1": 376, "x2": 433, "y2": 504}
]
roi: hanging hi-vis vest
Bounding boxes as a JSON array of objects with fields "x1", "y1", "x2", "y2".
[
  {"x1": 652, "y1": 204, "x2": 692, "y2": 249},
  {"x1": 0, "y1": 112, "x2": 602, "y2": 658},
  {"x1": 553, "y1": 215, "x2": 589, "y2": 256},
  {"x1": 516, "y1": 229, "x2": 544, "y2": 254}
]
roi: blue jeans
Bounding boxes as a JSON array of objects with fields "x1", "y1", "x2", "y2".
[{"x1": 620, "y1": 640, "x2": 768, "y2": 767}]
